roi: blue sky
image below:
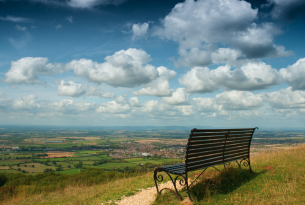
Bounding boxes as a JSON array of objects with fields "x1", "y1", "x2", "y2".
[{"x1": 0, "y1": 0, "x2": 305, "y2": 128}]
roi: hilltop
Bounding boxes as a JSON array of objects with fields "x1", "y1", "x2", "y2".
[{"x1": 1, "y1": 144, "x2": 304, "y2": 205}]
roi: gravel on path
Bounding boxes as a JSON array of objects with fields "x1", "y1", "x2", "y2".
[{"x1": 116, "y1": 180, "x2": 192, "y2": 205}]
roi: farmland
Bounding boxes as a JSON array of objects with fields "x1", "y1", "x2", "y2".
[{"x1": 0, "y1": 126, "x2": 304, "y2": 175}]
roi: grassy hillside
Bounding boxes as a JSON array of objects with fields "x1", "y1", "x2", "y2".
[{"x1": 1, "y1": 145, "x2": 305, "y2": 205}]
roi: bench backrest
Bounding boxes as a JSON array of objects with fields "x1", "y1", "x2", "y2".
[{"x1": 185, "y1": 128, "x2": 257, "y2": 172}]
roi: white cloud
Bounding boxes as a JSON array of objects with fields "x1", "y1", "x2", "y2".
[
  {"x1": 192, "y1": 97, "x2": 218, "y2": 112},
  {"x1": 96, "y1": 101, "x2": 130, "y2": 114},
  {"x1": 175, "y1": 47, "x2": 212, "y2": 67},
  {"x1": 154, "y1": 0, "x2": 292, "y2": 67},
  {"x1": 115, "y1": 94, "x2": 128, "y2": 104},
  {"x1": 192, "y1": 91, "x2": 263, "y2": 112},
  {"x1": 57, "y1": 80, "x2": 86, "y2": 97},
  {"x1": 211, "y1": 48, "x2": 249, "y2": 67},
  {"x1": 57, "y1": 80, "x2": 116, "y2": 98},
  {"x1": 132, "y1": 23, "x2": 149, "y2": 41},
  {"x1": 69, "y1": 48, "x2": 158, "y2": 87},
  {"x1": 15, "y1": 25, "x2": 27, "y2": 31},
  {"x1": 101, "y1": 92, "x2": 115, "y2": 98},
  {"x1": 130, "y1": 97, "x2": 141, "y2": 107},
  {"x1": 4, "y1": 57, "x2": 66, "y2": 84},
  {"x1": 262, "y1": 87, "x2": 305, "y2": 109},
  {"x1": 215, "y1": 90, "x2": 263, "y2": 110},
  {"x1": 280, "y1": 58, "x2": 305, "y2": 90},
  {"x1": 51, "y1": 100, "x2": 95, "y2": 114},
  {"x1": 12, "y1": 95, "x2": 40, "y2": 110},
  {"x1": 154, "y1": 0, "x2": 257, "y2": 49},
  {"x1": 162, "y1": 88, "x2": 189, "y2": 105},
  {"x1": 56, "y1": 24, "x2": 62, "y2": 29},
  {"x1": 179, "y1": 62, "x2": 282, "y2": 93},
  {"x1": 3, "y1": 49, "x2": 160, "y2": 87},
  {"x1": 132, "y1": 66, "x2": 176, "y2": 96},
  {"x1": 232, "y1": 23, "x2": 293, "y2": 59},
  {"x1": 0, "y1": 15, "x2": 32, "y2": 23}
]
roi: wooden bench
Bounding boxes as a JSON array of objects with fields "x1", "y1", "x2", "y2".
[{"x1": 154, "y1": 127, "x2": 258, "y2": 201}]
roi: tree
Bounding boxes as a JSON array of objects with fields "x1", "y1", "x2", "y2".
[
  {"x1": 0, "y1": 173, "x2": 7, "y2": 186},
  {"x1": 55, "y1": 164, "x2": 63, "y2": 171},
  {"x1": 74, "y1": 161, "x2": 83, "y2": 168}
]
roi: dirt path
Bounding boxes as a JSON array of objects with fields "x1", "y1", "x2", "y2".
[{"x1": 115, "y1": 180, "x2": 192, "y2": 205}]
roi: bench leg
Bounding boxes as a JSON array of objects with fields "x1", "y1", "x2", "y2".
[
  {"x1": 154, "y1": 168, "x2": 184, "y2": 201},
  {"x1": 153, "y1": 168, "x2": 160, "y2": 195},
  {"x1": 185, "y1": 172, "x2": 193, "y2": 201}
]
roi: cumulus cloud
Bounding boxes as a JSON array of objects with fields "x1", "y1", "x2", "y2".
[
  {"x1": 192, "y1": 97, "x2": 218, "y2": 113},
  {"x1": 154, "y1": 0, "x2": 292, "y2": 67},
  {"x1": 179, "y1": 62, "x2": 282, "y2": 93},
  {"x1": 154, "y1": 0, "x2": 257, "y2": 48},
  {"x1": 211, "y1": 48, "x2": 250, "y2": 67},
  {"x1": 51, "y1": 100, "x2": 95, "y2": 114},
  {"x1": 96, "y1": 101, "x2": 130, "y2": 113},
  {"x1": 280, "y1": 58, "x2": 305, "y2": 90},
  {"x1": 57, "y1": 80, "x2": 86, "y2": 97},
  {"x1": 57, "y1": 80, "x2": 116, "y2": 98},
  {"x1": 192, "y1": 90, "x2": 263, "y2": 112},
  {"x1": 3, "y1": 49, "x2": 160, "y2": 87},
  {"x1": 162, "y1": 88, "x2": 189, "y2": 105},
  {"x1": 132, "y1": 66, "x2": 176, "y2": 96},
  {"x1": 69, "y1": 48, "x2": 158, "y2": 87},
  {"x1": 262, "y1": 87, "x2": 305, "y2": 109},
  {"x1": 115, "y1": 94, "x2": 128, "y2": 104},
  {"x1": 175, "y1": 47, "x2": 212, "y2": 67},
  {"x1": 268, "y1": 0, "x2": 305, "y2": 20},
  {"x1": 4, "y1": 57, "x2": 66, "y2": 84},
  {"x1": 215, "y1": 91, "x2": 263, "y2": 110},
  {"x1": 132, "y1": 23, "x2": 149, "y2": 41},
  {"x1": 130, "y1": 97, "x2": 141, "y2": 107},
  {"x1": 12, "y1": 95, "x2": 40, "y2": 110},
  {"x1": 232, "y1": 23, "x2": 293, "y2": 59}
]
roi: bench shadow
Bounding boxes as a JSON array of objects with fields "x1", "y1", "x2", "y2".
[{"x1": 188, "y1": 167, "x2": 265, "y2": 201}]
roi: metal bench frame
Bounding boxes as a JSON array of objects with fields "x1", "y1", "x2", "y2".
[{"x1": 154, "y1": 127, "x2": 258, "y2": 201}]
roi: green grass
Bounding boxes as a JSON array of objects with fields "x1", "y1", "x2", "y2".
[
  {"x1": 153, "y1": 146, "x2": 305, "y2": 204},
  {"x1": 58, "y1": 168, "x2": 82, "y2": 175},
  {"x1": 0, "y1": 160, "x2": 24, "y2": 165},
  {"x1": 0, "y1": 169, "x2": 20, "y2": 173}
]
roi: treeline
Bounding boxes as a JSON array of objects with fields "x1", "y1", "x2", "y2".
[{"x1": 0, "y1": 168, "x2": 145, "y2": 201}]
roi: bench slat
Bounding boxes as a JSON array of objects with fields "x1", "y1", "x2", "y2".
[
  {"x1": 186, "y1": 154, "x2": 248, "y2": 172},
  {"x1": 186, "y1": 149, "x2": 249, "y2": 163},
  {"x1": 190, "y1": 131, "x2": 253, "y2": 137},
  {"x1": 190, "y1": 134, "x2": 252, "y2": 141},
  {"x1": 186, "y1": 151, "x2": 248, "y2": 167},
  {"x1": 191, "y1": 128, "x2": 255, "y2": 132},
  {"x1": 188, "y1": 136, "x2": 251, "y2": 145},
  {"x1": 186, "y1": 142, "x2": 250, "y2": 154},
  {"x1": 188, "y1": 140, "x2": 250, "y2": 149},
  {"x1": 186, "y1": 147, "x2": 249, "y2": 159}
]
